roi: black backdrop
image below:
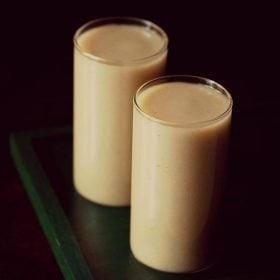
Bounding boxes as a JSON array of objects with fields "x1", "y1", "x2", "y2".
[
  {"x1": 1, "y1": 1, "x2": 279, "y2": 277},
  {"x1": 1, "y1": 2, "x2": 278, "y2": 127}
]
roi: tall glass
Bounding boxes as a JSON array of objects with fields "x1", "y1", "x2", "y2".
[
  {"x1": 131, "y1": 75, "x2": 233, "y2": 272},
  {"x1": 73, "y1": 17, "x2": 168, "y2": 206}
]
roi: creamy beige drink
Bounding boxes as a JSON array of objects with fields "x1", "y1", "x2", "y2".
[
  {"x1": 131, "y1": 76, "x2": 232, "y2": 273},
  {"x1": 73, "y1": 18, "x2": 167, "y2": 206}
]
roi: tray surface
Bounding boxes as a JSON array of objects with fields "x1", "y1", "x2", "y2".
[{"x1": 9, "y1": 127, "x2": 279, "y2": 280}]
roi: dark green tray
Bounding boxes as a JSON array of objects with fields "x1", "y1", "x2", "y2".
[{"x1": 9, "y1": 127, "x2": 278, "y2": 280}]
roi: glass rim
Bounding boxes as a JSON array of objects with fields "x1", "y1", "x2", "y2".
[
  {"x1": 73, "y1": 16, "x2": 168, "y2": 66},
  {"x1": 134, "y1": 75, "x2": 233, "y2": 128}
]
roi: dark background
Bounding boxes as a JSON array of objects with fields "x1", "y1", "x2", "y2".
[{"x1": 0, "y1": 1, "x2": 279, "y2": 279}]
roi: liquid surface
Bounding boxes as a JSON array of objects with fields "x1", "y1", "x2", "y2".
[
  {"x1": 77, "y1": 24, "x2": 165, "y2": 62},
  {"x1": 137, "y1": 82, "x2": 230, "y2": 125}
]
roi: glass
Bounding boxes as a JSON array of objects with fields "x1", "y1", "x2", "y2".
[
  {"x1": 73, "y1": 17, "x2": 168, "y2": 206},
  {"x1": 130, "y1": 75, "x2": 233, "y2": 273}
]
